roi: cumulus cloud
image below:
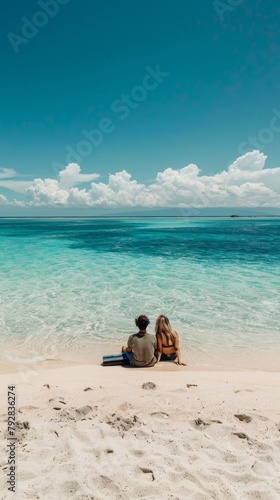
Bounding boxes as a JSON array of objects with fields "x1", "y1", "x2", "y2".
[
  {"x1": 1, "y1": 151, "x2": 280, "y2": 208},
  {"x1": 0, "y1": 163, "x2": 99, "y2": 195},
  {"x1": 25, "y1": 164, "x2": 100, "y2": 206},
  {"x1": 58, "y1": 163, "x2": 99, "y2": 190}
]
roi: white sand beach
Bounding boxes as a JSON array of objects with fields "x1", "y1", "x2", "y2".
[{"x1": 1, "y1": 363, "x2": 280, "y2": 500}]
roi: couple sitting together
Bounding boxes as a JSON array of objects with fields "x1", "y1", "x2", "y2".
[{"x1": 122, "y1": 314, "x2": 186, "y2": 367}]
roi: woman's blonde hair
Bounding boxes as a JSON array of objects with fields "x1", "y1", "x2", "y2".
[{"x1": 155, "y1": 315, "x2": 175, "y2": 345}]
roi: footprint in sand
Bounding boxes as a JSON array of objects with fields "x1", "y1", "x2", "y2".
[
  {"x1": 49, "y1": 397, "x2": 67, "y2": 410},
  {"x1": 142, "y1": 382, "x2": 156, "y2": 390},
  {"x1": 55, "y1": 405, "x2": 93, "y2": 421},
  {"x1": 193, "y1": 417, "x2": 222, "y2": 427},
  {"x1": 17, "y1": 421, "x2": 30, "y2": 430},
  {"x1": 106, "y1": 413, "x2": 140, "y2": 433},
  {"x1": 13, "y1": 421, "x2": 30, "y2": 443},
  {"x1": 234, "y1": 414, "x2": 252, "y2": 423},
  {"x1": 194, "y1": 418, "x2": 210, "y2": 427},
  {"x1": 233, "y1": 432, "x2": 250, "y2": 440}
]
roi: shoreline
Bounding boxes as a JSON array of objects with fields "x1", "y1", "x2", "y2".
[
  {"x1": 1, "y1": 353, "x2": 280, "y2": 378},
  {"x1": 1, "y1": 343, "x2": 280, "y2": 375}
]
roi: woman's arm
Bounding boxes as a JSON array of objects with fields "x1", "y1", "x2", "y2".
[
  {"x1": 174, "y1": 331, "x2": 186, "y2": 366},
  {"x1": 156, "y1": 333, "x2": 162, "y2": 363}
]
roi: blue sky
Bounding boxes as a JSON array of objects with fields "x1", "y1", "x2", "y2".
[{"x1": 0, "y1": 0, "x2": 280, "y2": 212}]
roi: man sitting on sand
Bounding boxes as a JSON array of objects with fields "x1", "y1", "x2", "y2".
[{"x1": 122, "y1": 315, "x2": 156, "y2": 367}]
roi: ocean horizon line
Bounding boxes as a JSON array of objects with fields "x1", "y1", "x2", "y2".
[{"x1": 1, "y1": 215, "x2": 280, "y2": 219}]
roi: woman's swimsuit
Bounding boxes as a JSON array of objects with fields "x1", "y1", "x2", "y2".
[
  {"x1": 161, "y1": 342, "x2": 176, "y2": 361},
  {"x1": 160, "y1": 352, "x2": 177, "y2": 361}
]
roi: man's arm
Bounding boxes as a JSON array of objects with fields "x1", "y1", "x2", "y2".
[
  {"x1": 122, "y1": 345, "x2": 132, "y2": 353},
  {"x1": 122, "y1": 335, "x2": 133, "y2": 353}
]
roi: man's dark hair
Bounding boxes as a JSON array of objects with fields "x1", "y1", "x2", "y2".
[{"x1": 135, "y1": 314, "x2": 150, "y2": 330}]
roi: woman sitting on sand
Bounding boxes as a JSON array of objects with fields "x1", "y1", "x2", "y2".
[{"x1": 155, "y1": 315, "x2": 186, "y2": 365}]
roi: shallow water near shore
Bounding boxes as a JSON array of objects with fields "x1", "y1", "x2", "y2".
[{"x1": 0, "y1": 217, "x2": 279, "y2": 371}]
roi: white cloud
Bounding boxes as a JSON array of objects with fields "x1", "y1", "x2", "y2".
[
  {"x1": 0, "y1": 180, "x2": 34, "y2": 193},
  {"x1": 1, "y1": 151, "x2": 280, "y2": 208},
  {"x1": 0, "y1": 168, "x2": 28, "y2": 192},
  {"x1": 0, "y1": 163, "x2": 99, "y2": 197},
  {"x1": 0, "y1": 166, "x2": 34, "y2": 192},
  {"x1": 0, "y1": 194, "x2": 8, "y2": 205},
  {"x1": 58, "y1": 163, "x2": 99, "y2": 190},
  {"x1": 0, "y1": 168, "x2": 16, "y2": 179},
  {"x1": 228, "y1": 151, "x2": 266, "y2": 172}
]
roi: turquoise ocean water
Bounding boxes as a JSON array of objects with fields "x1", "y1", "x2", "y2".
[{"x1": 0, "y1": 218, "x2": 279, "y2": 370}]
